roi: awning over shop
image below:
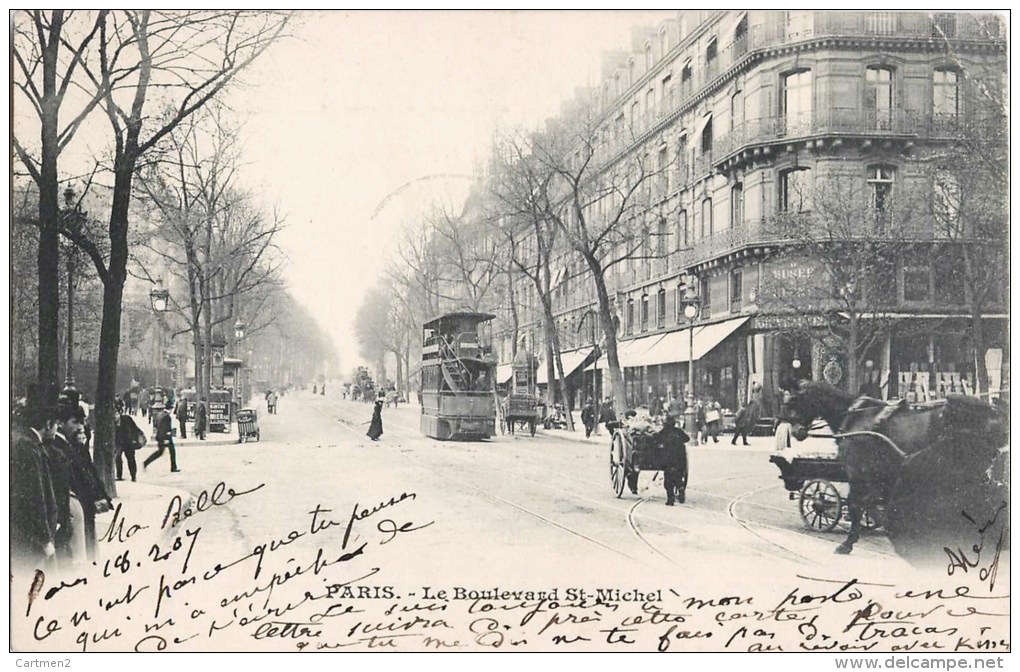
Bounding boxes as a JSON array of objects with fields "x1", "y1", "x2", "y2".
[
  {"x1": 583, "y1": 334, "x2": 659, "y2": 371},
  {"x1": 496, "y1": 364, "x2": 513, "y2": 385},
  {"x1": 537, "y1": 347, "x2": 597, "y2": 384},
  {"x1": 635, "y1": 316, "x2": 749, "y2": 366}
]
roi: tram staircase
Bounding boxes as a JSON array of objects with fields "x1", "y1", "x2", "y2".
[{"x1": 437, "y1": 336, "x2": 471, "y2": 392}]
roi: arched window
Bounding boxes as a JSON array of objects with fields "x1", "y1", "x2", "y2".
[
  {"x1": 656, "y1": 288, "x2": 667, "y2": 328},
  {"x1": 731, "y1": 182, "x2": 744, "y2": 227},
  {"x1": 640, "y1": 293, "x2": 650, "y2": 332},
  {"x1": 701, "y1": 198, "x2": 714, "y2": 238},
  {"x1": 628, "y1": 58, "x2": 636, "y2": 86},
  {"x1": 706, "y1": 37, "x2": 718, "y2": 77},
  {"x1": 681, "y1": 60, "x2": 693, "y2": 96},
  {"x1": 734, "y1": 14, "x2": 749, "y2": 55},
  {"x1": 679, "y1": 15, "x2": 688, "y2": 40},
  {"x1": 677, "y1": 209, "x2": 689, "y2": 248},
  {"x1": 933, "y1": 68, "x2": 960, "y2": 117},
  {"x1": 626, "y1": 298, "x2": 635, "y2": 335},
  {"x1": 645, "y1": 43, "x2": 653, "y2": 70},
  {"x1": 659, "y1": 27, "x2": 670, "y2": 56}
]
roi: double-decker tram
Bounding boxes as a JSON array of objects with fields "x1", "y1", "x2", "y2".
[{"x1": 420, "y1": 312, "x2": 496, "y2": 440}]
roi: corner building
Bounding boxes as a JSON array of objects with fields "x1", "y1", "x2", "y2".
[{"x1": 496, "y1": 11, "x2": 1007, "y2": 416}]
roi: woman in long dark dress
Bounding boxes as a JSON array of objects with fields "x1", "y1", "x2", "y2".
[{"x1": 366, "y1": 399, "x2": 384, "y2": 441}]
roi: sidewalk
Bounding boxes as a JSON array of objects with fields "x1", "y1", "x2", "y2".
[
  {"x1": 536, "y1": 408, "x2": 788, "y2": 452},
  {"x1": 95, "y1": 477, "x2": 194, "y2": 550}
]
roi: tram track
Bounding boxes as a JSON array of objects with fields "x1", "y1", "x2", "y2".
[{"x1": 309, "y1": 395, "x2": 897, "y2": 568}]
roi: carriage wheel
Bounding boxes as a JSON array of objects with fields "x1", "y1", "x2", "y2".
[
  {"x1": 799, "y1": 480, "x2": 842, "y2": 532},
  {"x1": 610, "y1": 434, "x2": 627, "y2": 498},
  {"x1": 529, "y1": 420, "x2": 536, "y2": 436}
]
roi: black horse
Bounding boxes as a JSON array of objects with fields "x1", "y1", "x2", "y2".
[
  {"x1": 783, "y1": 380, "x2": 1008, "y2": 561},
  {"x1": 782, "y1": 380, "x2": 939, "y2": 554}
]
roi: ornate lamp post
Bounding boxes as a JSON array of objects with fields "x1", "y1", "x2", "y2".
[
  {"x1": 234, "y1": 319, "x2": 247, "y2": 404},
  {"x1": 682, "y1": 276, "x2": 700, "y2": 445},
  {"x1": 61, "y1": 185, "x2": 86, "y2": 397},
  {"x1": 149, "y1": 285, "x2": 170, "y2": 387}
]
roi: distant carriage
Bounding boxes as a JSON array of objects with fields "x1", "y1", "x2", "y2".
[
  {"x1": 420, "y1": 312, "x2": 497, "y2": 440},
  {"x1": 501, "y1": 348, "x2": 540, "y2": 436}
]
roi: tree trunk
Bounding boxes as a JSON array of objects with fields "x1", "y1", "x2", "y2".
[
  {"x1": 971, "y1": 306, "x2": 987, "y2": 395},
  {"x1": 589, "y1": 259, "x2": 626, "y2": 417},
  {"x1": 92, "y1": 165, "x2": 135, "y2": 499},
  {"x1": 847, "y1": 315, "x2": 859, "y2": 395},
  {"x1": 37, "y1": 101, "x2": 61, "y2": 392}
]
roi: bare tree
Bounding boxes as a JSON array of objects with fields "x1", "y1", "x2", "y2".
[
  {"x1": 760, "y1": 174, "x2": 921, "y2": 395},
  {"x1": 488, "y1": 132, "x2": 575, "y2": 427},
  {"x1": 12, "y1": 10, "x2": 109, "y2": 393},
  {"x1": 26, "y1": 10, "x2": 291, "y2": 495},
  {"x1": 522, "y1": 112, "x2": 671, "y2": 416}
]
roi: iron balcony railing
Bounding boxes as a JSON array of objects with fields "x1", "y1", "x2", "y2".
[{"x1": 593, "y1": 12, "x2": 1001, "y2": 164}]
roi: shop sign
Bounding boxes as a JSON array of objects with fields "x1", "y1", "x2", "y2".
[{"x1": 823, "y1": 359, "x2": 844, "y2": 386}]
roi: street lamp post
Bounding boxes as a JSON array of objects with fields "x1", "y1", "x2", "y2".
[
  {"x1": 682, "y1": 277, "x2": 700, "y2": 445},
  {"x1": 234, "y1": 320, "x2": 246, "y2": 404},
  {"x1": 61, "y1": 185, "x2": 85, "y2": 397},
  {"x1": 150, "y1": 285, "x2": 170, "y2": 387}
]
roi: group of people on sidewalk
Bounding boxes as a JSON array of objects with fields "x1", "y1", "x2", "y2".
[{"x1": 11, "y1": 386, "x2": 113, "y2": 571}]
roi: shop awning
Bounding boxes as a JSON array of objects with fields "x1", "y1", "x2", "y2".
[
  {"x1": 626, "y1": 316, "x2": 749, "y2": 367},
  {"x1": 537, "y1": 347, "x2": 597, "y2": 384},
  {"x1": 496, "y1": 364, "x2": 513, "y2": 385},
  {"x1": 584, "y1": 334, "x2": 658, "y2": 371}
]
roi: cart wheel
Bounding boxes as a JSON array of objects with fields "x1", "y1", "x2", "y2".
[
  {"x1": 799, "y1": 480, "x2": 842, "y2": 532},
  {"x1": 611, "y1": 434, "x2": 626, "y2": 498},
  {"x1": 529, "y1": 420, "x2": 536, "y2": 437}
]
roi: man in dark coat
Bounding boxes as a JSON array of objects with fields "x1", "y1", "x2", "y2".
[
  {"x1": 731, "y1": 398, "x2": 762, "y2": 446},
  {"x1": 599, "y1": 396, "x2": 616, "y2": 431},
  {"x1": 656, "y1": 416, "x2": 690, "y2": 506},
  {"x1": 366, "y1": 396, "x2": 384, "y2": 441},
  {"x1": 174, "y1": 396, "x2": 189, "y2": 439},
  {"x1": 50, "y1": 397, "x2": 111, "y2": 563},
  {"x1": 194, "y1": 398, "x2": 208, "y2": 440},
  {"x1": 580, "y1": 399, "x2": 596, "y2": 438},
  {"x1": 116, "y1": 414, "x2": 146, "y2": 482},
  {"x1": 143, "y1": 403, "x2": 180, "y2": 472},
  {"x1": 10, "y1": 396, "x2": 60, "y2": 569}
]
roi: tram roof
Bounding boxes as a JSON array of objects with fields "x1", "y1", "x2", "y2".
[{"x1": 423, "y1": 311, "x2": 496, "y2": 329}]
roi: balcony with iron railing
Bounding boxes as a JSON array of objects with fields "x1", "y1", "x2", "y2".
[
  {"x1": 717, "y1": 109, "x2": 981, "y2": 163},
  {"x1": 591, "y1": 12, "x2": 1001, "y2": 166}
]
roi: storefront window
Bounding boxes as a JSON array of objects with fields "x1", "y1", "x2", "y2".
[{"x1": 903, "y1": 266, "x2": 932, "y2": 302}]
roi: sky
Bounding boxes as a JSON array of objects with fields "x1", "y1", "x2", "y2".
[{"x1": 203, "y1": 11, "x2": 674, "y2": 371}]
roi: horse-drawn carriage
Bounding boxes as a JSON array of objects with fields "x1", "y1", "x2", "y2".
[
  {"x1": 607, "y1": 415, "x2": 688, "y2": 502},
  {"x1": 778, "y1": 380, "x2": 1009, "y2": 560},
  {"x1": 769, "y1": 452, "x2": 880, "y2": 532}
]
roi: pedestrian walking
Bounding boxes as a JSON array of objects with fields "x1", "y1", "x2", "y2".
[
  {"x1": 175, "y1": 396, "x2": 189, "y2": 439},
  {"x1": 657, "y1": 416, "x2": 690, "y2": 506},
  {"x1": 704, "y1": 399, "x2": 722, "y2": 443},
  {"x1": 312, "y1": 383, "x2": 317, "y2": 395},
  {"x1": 116, "y1": 414, "x2": 146, "y2": 482},
  {"x1": 143, "y1": 403, "x2": 180, "y2": 473},
  {"x1": 266, "y1": 389, "x2": 278, "y2": 415},
  {"x1": 194, "y1": 398, "x2": 208, "y2": 440},
  {"x1": 138, "y1": 387, "x2": 149, "y2": 419},
  {"x1": 321, "y1": 383, "x2": 326, "y2": 396},
  {"x1": 366, "y1": 394, "x2": 384, "y2": 441},
  {"x1": 731, "y1": 397, "x2": 761, "y2": 446},
  {"x1": 581, "y1": 399, "x2": 596, "y2": 438},
  {"x1": 599, "y1": 396, "x2": 616, "y2": 431}
]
